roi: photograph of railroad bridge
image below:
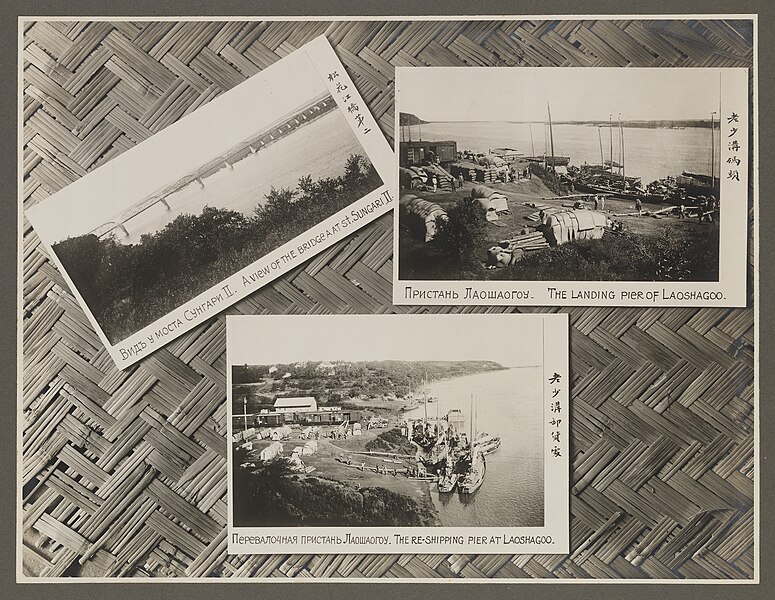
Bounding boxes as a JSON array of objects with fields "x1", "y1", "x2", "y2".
[
  {"x1": 34, "y1": 46, "x2": 383, "y2": 345},
  {"x1": 89, "y1": 92, "x2": 337, "y2": 241}
]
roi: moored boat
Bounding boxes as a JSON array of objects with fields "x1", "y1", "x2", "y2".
[
  {"x1": 437, "y1": 470, "x2": 459, "y2": 493},
  {"x1": 524, "y1": 154, "x2": 570, "y2": 167},
  {"x1": 458, "y1": 450, "x2": 486, "y2": 494},
  {"x1": 474, "y1": 433, "x2": 502, "y2": 455}
]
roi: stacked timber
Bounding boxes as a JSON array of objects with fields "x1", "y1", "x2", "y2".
[
  {"x1": 499, "y1": 231, "x2": 550, "y2": 252},
  {"x1": 487, "y1": 231, "x2": 549, "y2": 267},
  {"x1": 525, "y1": 203, "x2": 564, "y2": 223}
]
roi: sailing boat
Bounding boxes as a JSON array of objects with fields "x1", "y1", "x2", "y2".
[
  {"x1": 458, "y1": 395, "x2": 486, "y2": 494},
  {"x1": 523, "y1": 103, "x2": 570, "y2": 166},
  {"x1": 437, "y1": 440, "x2": 459, "y2": 493}
]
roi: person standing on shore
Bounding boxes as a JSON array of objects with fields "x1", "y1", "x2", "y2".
[
  {"x1": 635, "y1": 198, "x2": 642, "y2": 216},
  {"x1": 698, "y1": 196, "x2": 707, "y2": 223}
]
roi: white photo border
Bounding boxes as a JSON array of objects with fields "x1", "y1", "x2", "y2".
[
  {"x1": 392, "y1": 67, "x2": 750, "y2": 308},
  {"x1": 226, "y1": 313, "x2": 570, "y2": 555},
  {"x1": 25, "y1": 34, "x2": 395, "y2": 370}
]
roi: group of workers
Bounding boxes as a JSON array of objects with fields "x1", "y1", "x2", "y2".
[{"x1": 675, "y1": 194, "x2": 719, "y2": 222}]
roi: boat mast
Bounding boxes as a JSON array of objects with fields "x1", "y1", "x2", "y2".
[
  {"x1": 620, "y1": 113, "x2": 625, "y2": 189},
  {"x1": 469, "y1": 394, "x2": 474, "y2": 450},
  {"x1": 598, "y1": 127, "x2": 604, "y2": 166},
  {"x1": 609, "y1": 114, "x2": 613, "y2": 177},
  {"x1": 547, "y1": 102, "x2": 556, "y2": 173}
]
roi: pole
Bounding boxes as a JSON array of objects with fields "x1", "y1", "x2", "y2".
[
  {"x1": 598, "y1": 127, "x2": 604, "y2": 166},
  {"x1": 609, "y1": 114, "x2": 613, "y2": 177},
  {"x1": 547, "y1": 102, "x2": 556, "y2": 173},
  {"x1": 243, "y1": 398, "x2": 248, "y2": 433},
  {"x1": 620, "y1": 113, "x2": 625, "y2": 189},
  {"x1": 529, "y1": 122, "x2": 536, "y2": 157},
  {"x1": 469, "y1": 395, "x2": 474, "y2": 451}
]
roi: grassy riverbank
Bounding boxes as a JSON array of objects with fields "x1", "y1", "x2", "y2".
[
  {"x1": 399, "y1": 169, "x2": 719, "y2": 282},
  {"x1": 53, "y1": 155, "x2": 381, "y2": 343},
  {"x1": 233, "y1": 450, "x2": 437, "y2": 527}
]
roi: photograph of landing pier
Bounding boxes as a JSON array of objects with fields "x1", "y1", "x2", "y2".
[
  {"x1": 396, "y1": 68, "x2": 727, "y2": 284},
  {"x1": 30, "y1": 48, "x2": 382, "y2": 345},
  {"x1": 229, "y1": 315, "x2": 551, "y2": 530}
]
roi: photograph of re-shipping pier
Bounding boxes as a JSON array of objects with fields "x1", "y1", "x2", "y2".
[
  {"x1": 229, "y1": 316, "x2": 546, "y2": 529},
  {"x1": 396, "y1": 68, "x2": 725, "y2": 283},
  {"x1": 31, "y1": 49, "x2": 382, "y2": 345}
]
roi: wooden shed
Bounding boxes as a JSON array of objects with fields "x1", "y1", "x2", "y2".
[{"x1": 399, "y1": 140, "x2": 457, "y2": 167}]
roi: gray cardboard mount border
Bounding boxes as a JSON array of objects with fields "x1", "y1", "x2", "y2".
[{"x1": 5, "y1": 1, "x2": 773, "y2": 598}]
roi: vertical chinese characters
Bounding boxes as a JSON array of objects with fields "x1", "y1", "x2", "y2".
[
  {"x1": 328, "y1": 70, "x2": 372, "y2": 135},
  {"x1": 549, "y1": 372, "x2": 562, "y2": 458}
]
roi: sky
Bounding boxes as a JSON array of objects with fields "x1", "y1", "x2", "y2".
[
  {"x1": 28, "y1": 47, "x2": 328, "y2": 244},
  {"x1": 228, "y1": 315, "x2": 546, "y2": 368},
  {"x1": 398, "y1": 67, "x2": 728, "y2": 123}
]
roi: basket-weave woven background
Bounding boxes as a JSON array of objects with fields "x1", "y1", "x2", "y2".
[{"x1": 21, "y1": 18, "x2": 755, "y2": 579}]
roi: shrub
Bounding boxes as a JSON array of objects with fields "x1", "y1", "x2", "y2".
[
  {"x1": 52, "y1": 155, "x2": 382, "y2": 343},
  {"x1": 489, "y1": 227, "x2": 719, "y2": 282},
  {"x1": 432, "y1": 196, "x2": 487, "y2": 271}
]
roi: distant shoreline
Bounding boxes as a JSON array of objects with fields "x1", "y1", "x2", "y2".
[{"x1": 409, "y1": 120, "x2": 716, "y2": 129}]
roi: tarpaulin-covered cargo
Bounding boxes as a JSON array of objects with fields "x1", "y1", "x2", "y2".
[
  {"x1": 400, "y1": 167, "x2": 422, "y2": 189},
  {"x1": 478, "y1": 154, "x2": 508, "y2": 169},
  {"x1": 544, "y1": 210, "x2": 610, "y2": 246},
  {"x1": 302, "y1": 440, "x2": 318, "y2": 455},
  {"x1": 259, "y1": 441, "x2": 283, "y2": 462},
  {"x1": 270, "y1": 425, "x2": 293, "y2": 441},
  {"x1": 471, "y1": 186, "x2": 509, "y2": 221},
  {"x1": 400, "y1": 194, "x2": 448, "y2": 242}
]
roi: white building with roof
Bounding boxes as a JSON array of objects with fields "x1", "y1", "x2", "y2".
[{"x1": 274, "y1": 397, "x2": 318, "y2": 414}]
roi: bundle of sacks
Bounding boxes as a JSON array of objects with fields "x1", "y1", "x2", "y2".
[{"x1": 471, "y1": 185, "x2": 509, "y2": 222}]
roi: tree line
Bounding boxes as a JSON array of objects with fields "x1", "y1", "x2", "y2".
[{"x1": 53, "y1": 154, "x2": 382, "y2": 343}]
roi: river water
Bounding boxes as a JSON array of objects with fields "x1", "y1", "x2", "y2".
[
  {"x1": 417, "y1": 121, "x2": 721, "y2": 186},
  {"x1": 120, "y1": 109, "x2": 364, "y2": 244},
  {"x1": 406, "y1": 367, "x2": 544, "y2": 527}
]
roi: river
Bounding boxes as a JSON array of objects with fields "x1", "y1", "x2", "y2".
[
  {"x1": 120, "y1": 109, "x2": 364, "y2": 244},
  {"x1": 416, "y1": 121, "x2": 721, "y2": 186},
  {"x1": 405, "y1": 367, "x2": 544, "y2": 527}
]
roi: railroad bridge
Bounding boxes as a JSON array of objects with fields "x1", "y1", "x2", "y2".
[{"x1": 90, "y1": 93, "x2": 336, "y2": 239}]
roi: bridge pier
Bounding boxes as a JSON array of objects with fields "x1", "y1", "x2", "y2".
[
  {"x1": 225, "y1": 160, "x2": 233, "y2": 170},
  {"x1": 118, "y1": 223, "x2": 130, "y2": 237},
  {"x1": 160, "y1": 198, "x2": 170, "y2": 211},
  {"x1": 196, "y1": 177, "x2": 205, "y2": 189},
  {"x1": 249, "y1": 145, "x2": 256, "y2": 154}
]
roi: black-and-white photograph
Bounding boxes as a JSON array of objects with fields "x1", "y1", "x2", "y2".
[
  {"x1": 228, "y1": 314, "x2": 569, "y2": 555},
  {"x1": 26, "y1": 36, "x2": 393, "y2": 368},
  {"x1": 394, "y1": 67, "x2": 749, "y2": 307}
]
